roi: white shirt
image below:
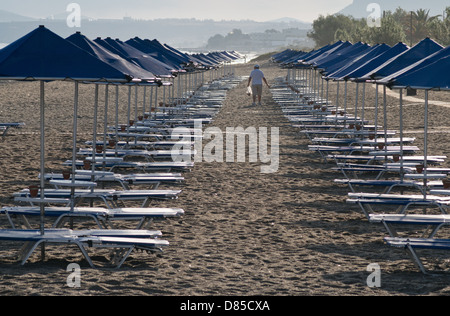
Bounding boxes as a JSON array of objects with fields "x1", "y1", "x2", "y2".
[{"x1": 250, "y1": 69, "x2": 265, "y2": 85}]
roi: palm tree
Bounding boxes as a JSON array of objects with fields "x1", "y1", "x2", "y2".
[{"x1": 411, "y1": 9, "x2": 441, "y2": 44}]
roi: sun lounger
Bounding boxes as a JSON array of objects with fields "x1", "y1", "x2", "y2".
[
  {"x1": 384, "y1": 237, "x2": 450, "y2": 274},
  {"x1": 85, "y1": 140, "x2": 194, "y2": 150},
  {"x1": 1, "y1": 206, "x2": 185, "y2": 229},
  {"x1": 310, "y1": 145, "x2": 419, "y2": 162},
  {"x1": 43, "y1": 171, "x2": 184, "y2": 190},
  {"x1": 312, "y1": 137, "x2": 416, "y2": 147},
  {"x1": 309, "y1": 145, "x2": 419, "y2": 154},
  {"x1": 327, "y1": 155, "x2": 446, "y2": 165},
  {"x1": 78, "y1": 148, "x2": 196, "y2": 161},
  {"x1": 0, "y1": 228, "x2": 169, "y2": 268},
  {"x1": 347, "y1": 198, "x2": 450, "y2": 219},
  {"x1": 369, "y1": 214, "x2": 450, "y2": 238},
  {"x1": 334, "y1": 163, "x2": 413, "y2": 180},
  {"x1": 349, "y1": 193, "x2": 450, "y2": 201},
  {"x1": 107, "y1": 132, "x2": 202, "y2": 142},
  {"x1": 64, "y1": 159, "x2": 194, "y2": 172},
  {"x1": 0, "y1": 122, "x2": 25, "y2": 136},
  {"x1": 347, "y1": 193, "x2": 450, "y2": 218},
  {"x1": 334, "y1": 179, "x2": 430, "y2": 194},
  {"x1": 13, "y1": 188, "x2": 182, "y2": 209},
  {"x1": 302, "y1": 130, "x2": 396, "y2": 140}
]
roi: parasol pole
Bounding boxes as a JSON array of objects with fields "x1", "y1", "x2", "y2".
[
  {"x1": 91, "y1": 84, "x2": 99, "y2": 184},
  {"x1": 383, "y1": 85, "x2": 388, "y2": 159},
  {"x1": 399, "y1": 89, "x2": 404, "y2": 182},
  {"x1": 361, "y1": 83, "x2": 366, "y2": 130},
  {"x1": 423, "y1": 90, "x2": 429, "y2": 199},
  {"x1": 39, "y1": 80, "x2": 45, "y2": 232},
  {"x1": 354, "y1": 82, "x2": 359, "y2": 127},
  {"x1": 70, "y1": 81, "x2": 79, "y2": 213},
  {"x1": 102, "y1": 85, "x2": 109, "y2": 170},
  {"x1": 39, "y1": 80, "x2": 46, "y2": 260},
  {"x1": 114, "y1": 85, "x2": 119, "y2": 156}
]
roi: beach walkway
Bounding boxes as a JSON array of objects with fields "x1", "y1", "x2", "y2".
[{"x1": 153, "y1": 61, "x2": 387, "y2": 295}]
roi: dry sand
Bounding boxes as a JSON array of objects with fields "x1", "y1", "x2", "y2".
[{"x1": 0, "y1": 60, "x2": 450, "y2": 296}]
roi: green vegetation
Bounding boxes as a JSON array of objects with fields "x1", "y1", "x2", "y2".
[{"x1": 308, "y1": 7, "x2": 450, "y2": 47}]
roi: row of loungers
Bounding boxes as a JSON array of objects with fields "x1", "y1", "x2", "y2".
[
  {"x1": 0, "y1": 75, "x2": 244, "y2": 268},
  {"x1": 271, "y1": 75, "x2": 450, "y2": 274},
  {"x1": 0, "y1": 123, "x2": 25, "y2": 137}
]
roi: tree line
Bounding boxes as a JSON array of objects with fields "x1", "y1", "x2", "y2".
[{"x1": 308, "y1": 7, "x2": 450, "y2": 48}]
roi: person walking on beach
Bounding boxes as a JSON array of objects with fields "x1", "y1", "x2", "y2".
[{"x1": 247, "y1": 64, "x2": 270, "y2": 106}]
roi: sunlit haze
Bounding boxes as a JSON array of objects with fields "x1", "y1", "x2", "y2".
[{"x1": 1, "y1": 0, "x2": 354, "y2": 22}]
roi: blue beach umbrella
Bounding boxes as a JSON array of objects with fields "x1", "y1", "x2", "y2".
[{"x1": 0, "y1": 25, "x2": 133, "y2": 241}]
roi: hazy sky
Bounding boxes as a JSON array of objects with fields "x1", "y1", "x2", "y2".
[{"x1": 1, "y1": 0, "x2": 354, "y2": 22}]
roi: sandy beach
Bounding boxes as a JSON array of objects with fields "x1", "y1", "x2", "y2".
[{"x1": 0, "y1": 59, "x2": 450, "y2": 297}]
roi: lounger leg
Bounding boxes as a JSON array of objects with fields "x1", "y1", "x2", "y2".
[
  {"x1": 356, "y1": 201, "x2": 371, "y2": 220},
  {"x1": 19, "y1": 215, "x2": 32, "y2": 229},
  {"x1": 53, "y1": 215, "x2": 68, "y2": 228},
  {"x1": 4, "y1": 212, "x2": 16, "y2": 229},
  {"x1": 136, "y1": 218, "x2": 147, "y2": 230},
  {"x1": 110, "y1": 247, "x2": 134, "y2": 269},
  {"x1": 75, "y1": 243, "x2": 96, "y2": 269},
  {"x1": 18, "y1": 241, "x2": 43, "y2": 265},
  {"x1": 382, "y1": 221, "x2": 398, "y2": 238},
  {"x1": 138, "y1": 218, "x2": 154, "y2": 230},
  {"x1": 141, "y1": 198, "x2": 152, "y2": 208},
  {"x1": 428, "y1": 224, "x2": 444, "y2": 239},
  {"x1": 345, "y1": 180, "x2": 355, "y2": 193},
  {"x1": 405, "y1": 244, "x2": 428, "y2": 274}
]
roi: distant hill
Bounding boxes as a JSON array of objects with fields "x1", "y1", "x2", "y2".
[
  {"x1": 338, "y1": 0, "x2": 448, "y2": 18},
  {"x1": 0, "y1": 10, "x2": 35, "y2": 22},
  {"x1": 268, "y1": 17, "x2": 311, "y2": 26},
  {"x1": 0, "y1": 17, "x2": 312, "y2": 50}
]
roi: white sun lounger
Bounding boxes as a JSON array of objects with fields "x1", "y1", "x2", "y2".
[
  {"x1": 85, "y1": 140, "x2": 194, "y2": 150},
  {"x1": 0, "y1": 229, "x2": 169, "y2": 269},
  {"x1": 334, "y1": 179, "x2": 435, "y2": 194},
  {"x1": 384, "y1": 237, "x2": 450, "y2": 274},
  {"x1": 369, "y1": 214, "x2": 450, "y2": 238},
  {"x1": 43, "y1": 171, "x2": 184, "y2": 190},
  {"x1": 0, "y1": 122, "x2": 25, "y2": 136},
  {"x1": 64, "y1": 159, "x2": 194, "y2": 172},
  {"x1": 1, "y1": 206, "x2": 185, "y2": 229},
  {"x1": 347, "y1": 198, "x2": 450, "y2": 219},
  {"x1": 78, "y1": 148, "x2": 196, "y2": 161},
  {"x1": 347, "y1": 193, "x2": 450, "y2": 218},
  {"x1": 327, "y1": 155, "x2": 446, "y2": 165},
  {"x1": 13, "y1": 188, "x2": 182, "y2": 209},
  {"x1": 311, "y1": 137, "x2": 416, "y2": 146}
]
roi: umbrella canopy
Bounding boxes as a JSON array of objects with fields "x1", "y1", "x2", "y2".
[
  {"x1": 298, "y1": 41, "x2": 343, "y2": 63},
  {"x1": 0, "y1": 25, "x2": 132, "y2": 83},
  {"x1": 378, "y1": 45, "x2": 450, "y2": 87},
  {"x1": 346, "y1": 42, "x2": 409, "y2": 81},
  {"x1": 326, "y1": 43, "x2": 391, "y2": 80},
  {"x1": 313, "y1": 42, "x2": 371, "y2": 72},
  {"x1": 0, "y1": 25, "x2": 134, "y2": 240},
  {"x1": 66, "y1": 32, "x2": 158, "y2": 82},
  {"x1": 289, "y1": 41, "x2": 348, "y2": 69},
  {"x1": 361, "y1": 38, "x2": 444, "y2": 80},
  {"x1": 125, "y1": 37, "x2": 187, "y2": 71},
  {"x1": 384, "y1": 52, "x2": 450, "y2": 198},
  {"x1": 303, "y1": 41, "x2": 353, "y2": 66},
  {"x1": 94, "y1": 37, "x2": 176, "y2": 77},
  {"x1": 385, "y1": 54, "x2": 450, "y2": 90}
]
